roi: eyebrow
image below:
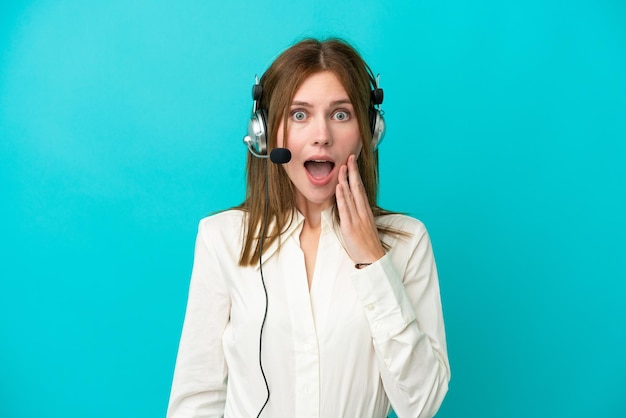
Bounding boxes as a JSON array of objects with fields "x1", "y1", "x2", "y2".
[{"x1": 291, "y1": 99, "x2": 353, "y2": 107}]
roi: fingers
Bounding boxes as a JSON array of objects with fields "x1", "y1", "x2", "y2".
[
  {"x1": 336, "y1": 164, "x2": 355, "y2": 224},
  {"x1": 345, "y1": 154, "x2": 369, "y2": 215},
  {"x1": 335, "y1": 154, "x2": 385, "y2": 264},
  {"x1": 338, "y1": 154, "x2": 369, "y2": 219},
  {"x1": 337, "y1": 154, "x2": 375, "y2": 225}
]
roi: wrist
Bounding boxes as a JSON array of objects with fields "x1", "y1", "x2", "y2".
[{"x1": 354, "y1": 251, "x2": 385, "y2": 269}]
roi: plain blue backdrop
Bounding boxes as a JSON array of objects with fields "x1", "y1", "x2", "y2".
[{"x1": 1, "y1": 1, "x2": 625, "y2": 417}]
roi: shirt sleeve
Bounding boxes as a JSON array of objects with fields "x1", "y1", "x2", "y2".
[
  {"x1": 167, "y1": 219, "x2": 231, "y2": 418},
  {"x1": 350, "y1": 220, "x2": 450, "y2": 418}
]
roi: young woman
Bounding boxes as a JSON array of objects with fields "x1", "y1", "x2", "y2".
[{"x1": 167, "y1": 38, "x2": 450, "y2": 418}]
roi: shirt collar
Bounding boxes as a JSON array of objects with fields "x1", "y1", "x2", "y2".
[{"x1": 254, "y1": 206, "x2": 338, "y2": 269}]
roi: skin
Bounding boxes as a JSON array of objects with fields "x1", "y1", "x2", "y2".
[{"x1": 277, "y1": 71, "x2": 385, "y2": 287}]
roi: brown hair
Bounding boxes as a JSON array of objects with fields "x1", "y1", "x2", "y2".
[{"x1": 237, "y1": 38, "x2": 396, "y2": 266}]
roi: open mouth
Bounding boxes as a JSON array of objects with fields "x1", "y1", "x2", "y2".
[{"x1": 304, "y1": 160, "x2": 335, "y2": 180}]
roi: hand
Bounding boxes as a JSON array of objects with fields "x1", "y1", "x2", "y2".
[{"x1": 335, "y1": 154, "x2": 386, "y2": 264}]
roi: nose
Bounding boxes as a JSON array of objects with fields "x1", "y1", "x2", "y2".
[{"x1": 312, "y1": 117, "x2": 332, "y2": 147}]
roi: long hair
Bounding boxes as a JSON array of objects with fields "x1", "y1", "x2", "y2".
[{"x1": 238, "y1": 38, "x2": 394, "y2": 266}]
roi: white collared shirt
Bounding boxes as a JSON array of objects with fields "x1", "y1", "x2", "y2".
[{"x1": 167, "y1": 208, "x2": 450, "y2": 418}]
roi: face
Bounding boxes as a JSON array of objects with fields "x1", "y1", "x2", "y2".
[{"x1": 277, "y1": 71, "x2": 362, "y2": 212}]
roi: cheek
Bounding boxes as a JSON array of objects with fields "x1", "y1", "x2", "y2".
[
  {"x1": 349, "y1": 123, "x2": 363, "y2": 153},
  {"x1": 350, "y1": 131, "x2": 363, "y2": 157}
]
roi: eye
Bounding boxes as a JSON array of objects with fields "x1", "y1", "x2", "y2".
[
  {"x1": 332, "y1": 110, "x2": 350, "y2": 121},
  {"x1": 291, "y1": 110, "x2": 307, "y2": 121}
]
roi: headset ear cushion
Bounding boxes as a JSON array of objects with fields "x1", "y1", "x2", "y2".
[
  {"x1": 252, "y1": 84, "x2": 263, "y2": 101},
  {"x1": 256, "y1": 109, "x2": 268, "y2": 154},
  {"x1": 247, "y1": 109, "x2": 269, "y2": 155},
  {"x1": 371, "y1": 88, "x2": 384, "y2": 105},
  {"x1": 259, "y1": 109, "x2": 268, "y2": 146},
  {"x1": 369, "y1": 109, "x2": 385, "y2": 150}
]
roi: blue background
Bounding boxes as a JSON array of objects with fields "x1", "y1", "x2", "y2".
[{"x1": 1, "y1": 1, "x2": 625, "y2": 417}]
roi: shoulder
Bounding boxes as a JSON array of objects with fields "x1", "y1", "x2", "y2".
[
  {"x1": 197, "y1": 209, "x2": 246, "y2": 246},
  {"x1": 376, "y1": 213, "x2": 428, "y2": 236},
  {"x1": 199, "y1": 208, "x2": 246, "y2": 229},
  {"x1": 376, "y1": 214, "x2": 436, "y2": 269}
]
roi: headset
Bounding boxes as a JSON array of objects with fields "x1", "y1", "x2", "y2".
[{"x1": 243, "y1": 74, "x2": 386, "y2": 159}]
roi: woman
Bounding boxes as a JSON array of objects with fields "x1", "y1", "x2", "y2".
[{"x1": 167, "y1": 38, "x2": 450, "y2": 418}]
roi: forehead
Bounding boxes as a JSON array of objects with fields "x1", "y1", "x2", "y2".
[{"x1": 292, "y1": 71, "x2": 350, "y2": 102}]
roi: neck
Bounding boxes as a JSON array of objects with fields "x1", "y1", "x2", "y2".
[{"x1": 295, "y1": 197, "x2": 332, "y2": 230}]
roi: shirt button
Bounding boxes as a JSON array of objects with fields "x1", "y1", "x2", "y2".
[{"x1": 367, "y1": 303, "x2": 375, "y2": 311}]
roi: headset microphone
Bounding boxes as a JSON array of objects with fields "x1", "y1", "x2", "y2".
[
  {"x1": 243, "y1": 135, "x2": 291, "y2": 164},
  {"x1": 269, "y1": 148, "x2": 291, "y2": 164}
]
